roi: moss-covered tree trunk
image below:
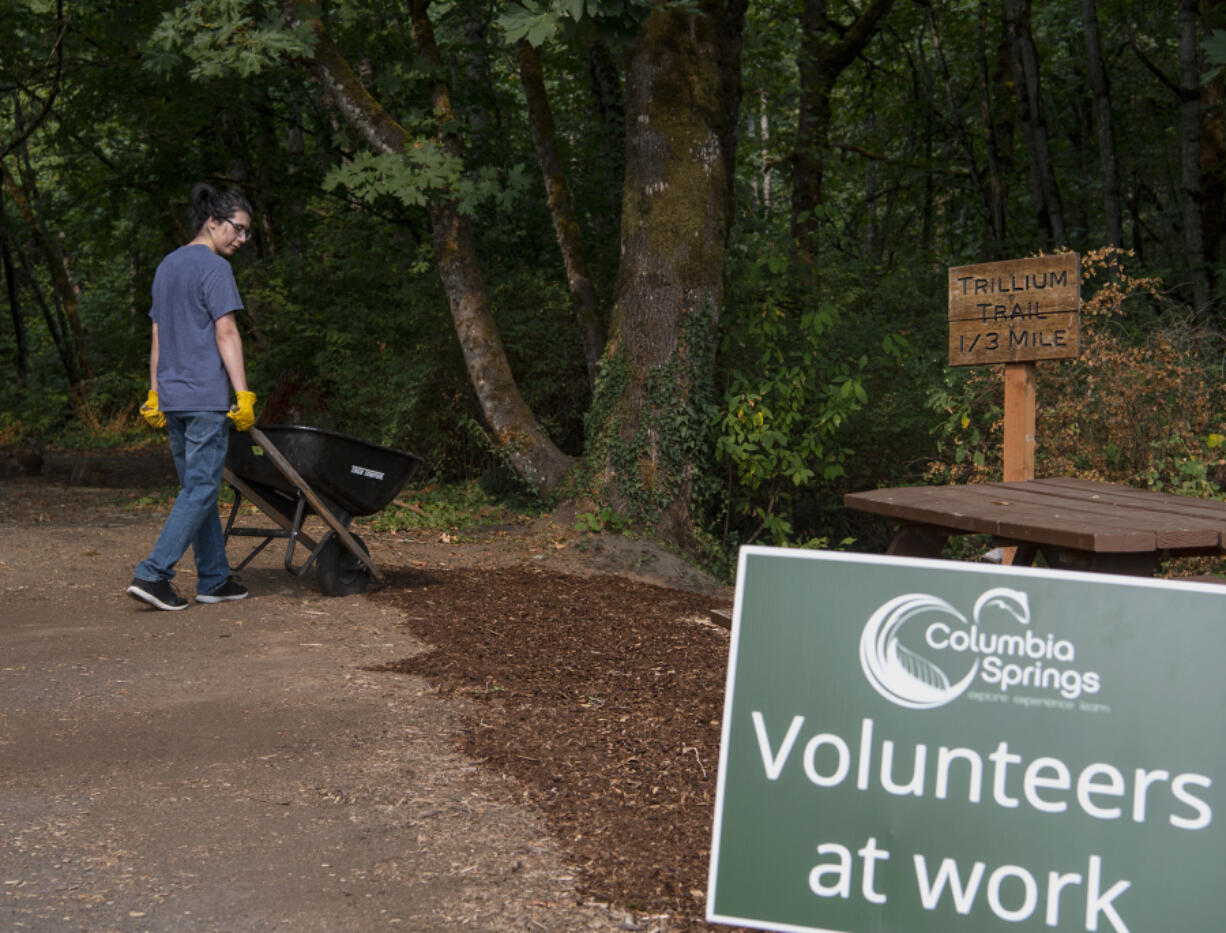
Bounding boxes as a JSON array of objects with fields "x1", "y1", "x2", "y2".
[{"x1": 586, "y1": 0, "x2": 747, "y2": 547}]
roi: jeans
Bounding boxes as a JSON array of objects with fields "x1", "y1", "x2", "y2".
[{"x1": 134, "y1": 411, "x2": 232, "y2": 594}]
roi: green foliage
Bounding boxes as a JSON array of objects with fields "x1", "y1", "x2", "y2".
[
  {"x1": 1205, "y1": 29, "x2": 1226, "y2": 77},
  {"x1": 235, "y1": 206, "x2": 467, "y2": 472},
  {"x1": 228, "y1": 198, "x2": 586, "y2": 481},
  {"x1": 371, "y1": 480, "x2": 542, "y2": 533},
  {"x1": 145, "y1": 0, "x2": 316, "y2": 77},
  {"x1": 498, "y1": 0, "x2": 658, "y2": 49},
  {"x1": 323, "y1": 148, "x2": 532, "y2": 215},
  {"x1": 714, "y1": 249, "x2": 901, "y2": 547},
  {"x1": 574, "y1": 506, "x2": 628, "y2": 533},
  {"x1": 720, "y1": 302, "x2": 866, "y2": 484}
]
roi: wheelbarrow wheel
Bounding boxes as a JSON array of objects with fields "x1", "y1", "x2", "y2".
[{"x1": 317, "y1": 533, "x2": 371, "y2": 596}]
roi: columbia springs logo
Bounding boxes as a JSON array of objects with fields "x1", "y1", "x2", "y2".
[{"x1": 859, "y1": 587, "x2": 1100, "y2": 709}]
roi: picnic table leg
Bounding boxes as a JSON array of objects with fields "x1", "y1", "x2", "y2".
[
  {"x1": 1001, "y1": 541, "x2": 1039, "y2": 567},
  {"x1": 886, "y1": 523, "x2": 949, "y2": 559}
]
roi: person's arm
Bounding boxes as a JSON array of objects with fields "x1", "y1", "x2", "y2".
[
  {"x1": 216, "y1": 311, "x2": 256, "y2": 430},
  {"x1": 140, "y1": 323, "x2": 167, "y2": 428},
  {"x1": 149, "y1": 323, "x2": 159, "y2": 391},
  {"x1": 214, "y1": 312, "x2": 248, "y2": 394}
]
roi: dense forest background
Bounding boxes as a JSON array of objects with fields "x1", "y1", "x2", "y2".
[{"x1": 5, "y1": 0, "x2": 1226, "y2": 571}]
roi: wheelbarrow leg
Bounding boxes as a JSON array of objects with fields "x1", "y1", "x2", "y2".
[
  {"x1": 223, "y1": 468, "x2": 321, "y2": 572},
  {"x1": 223, "y1": 485, "x2": 244, "y2": 539},
  {"x1": 283, "y1": 492, "x2": 309, "y2": 574}
]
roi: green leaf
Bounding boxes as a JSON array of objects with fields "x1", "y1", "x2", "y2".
[
  {"x1": 497, "y1": 4, "x2": 559, "y2": 46},
  {"x1": 1205, "y1": 29, "x2": 1226, "y2": 69}
]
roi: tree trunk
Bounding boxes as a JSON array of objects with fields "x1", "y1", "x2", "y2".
[
  {"x1": 982, "y1": 2, "x2": 1015, "y2": 252},
  {"x1": 586, "y1": 40, "x2": 625, "y2": 236},
  {"x1": 284, "y1": 3, "x2": 573, "y2": 493},
  {"x1": 1082, "y1": 0, "x2": 1123, "y2": 247},
  {"x1": 458, "y1": 3, "x2": 496, "y2": 152},
  {"x1": 792, "y1": 0, "x2": 895, "y2": 265},
  {"x1": 975, "y1": 1, "x2": 1015, "y2": 252},
  {"x1": 0, "y1": 188, "x2": 28, "y2": 392},
  {"x1": 15, "y1": 242, "x2": 79, "y2": 388},
  {"x1": 925, "y1": 2, "x2": 1002, "y2": 254},
  {"x1": 0, "y1": 159, "x2": 91, "y2": 385},
  {"x1": 1004, "y1": 0, "x2": 1065, "y2": 245},
  {"x1": 587, "y1": 0, "x2": 747, "y2": 545},
  {"x1": 1178, "y1": 0, "x2": 1212, "y2": 316},
  {"x1": 516, "y1": 40, "x2": 605, "y2": 388},
  {"x1": 758, "y1": 89, "x2": 772, "y2": 212},
  {"x1": 1201, "y1": 0, "x2": 1226, "y2": 313}
]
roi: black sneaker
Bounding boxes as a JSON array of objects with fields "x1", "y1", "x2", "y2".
[
  {"x1": 196, "y1": 576, "x2": 249, "y2": 604},
  {"x1": 126, "y1": 576, "x2": 188, "y2": 611}
]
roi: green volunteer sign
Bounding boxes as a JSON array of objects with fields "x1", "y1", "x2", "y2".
[{"x1": 707, "y1": 547, "x2": 1226, "y2": 932}]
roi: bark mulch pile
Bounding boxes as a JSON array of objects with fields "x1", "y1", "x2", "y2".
[{"x1": 371, "y1": 565, "x2": 736, "y2": 931}]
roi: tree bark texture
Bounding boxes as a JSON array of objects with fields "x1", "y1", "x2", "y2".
[
  {"x1": 1004, "y1": 0, "x2": 1065, "y2": 245},
  {"x1": 516, "y1": 40, "x2": 606, "y2": 388},
  {"x1": 14, "y1": 238, "x2": 77, "y2": 388},
  {"x1": 586, "y1": 40, "x2": 626, "y2": 236},
  {"x1": 980, "y1": 2, "x2": 1015, "y2": 252},
  {"x1": 591, "y1": 0, "x2": 747, "y2": 544},
  {"x1": 925, "y1": 3, "x2": 1002, "y2": 254},
  {"x1": 1201, "y1": 0, "x2": 1226, "y2": 299},
  {"x1": 792, "y1": 0, "x2": 895, "y2": 264},
  {"x1": 1177, "y1": 0, "x2": 1211, "y2": 315},
  {"x1": 0, "y1": 187, "x2": 29, "y2": 392},
  {"x1": 1082, "y1": 0, "x2": 1123, "y2": 247},
  {"x1": 284, "y1": 3, "x2": 573, "y2": 492},
  {"x1": 1, "y1": 160, "x2": 90, "y2": 385}
]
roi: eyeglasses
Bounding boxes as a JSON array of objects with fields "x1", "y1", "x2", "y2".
[{"x1": 222, "y1": 217, "x2": 250, "y2": 239}]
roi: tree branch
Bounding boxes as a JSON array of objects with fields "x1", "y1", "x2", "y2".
[
  {"x1": 829, "y1": 142, "x2": 970, "y2": 178},
  {"x1": 1129, "y1": 38, "x2": 1183, "y2": 98},
  {"x1": 1, "y1": 0, "x2": 66, "y2": 161}
]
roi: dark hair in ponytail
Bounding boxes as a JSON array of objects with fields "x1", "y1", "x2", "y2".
[{"x1": 189, "y1": 182, "x2": 253, "y2": 233}]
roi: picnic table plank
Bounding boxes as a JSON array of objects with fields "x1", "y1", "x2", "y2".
[
  {"x1": 843, "y1": 484, "x2": 1155, "y2": 551},
  {"x1": 1030, "y1": 478, "x2": 1226, "y2": 532},
  {"x1": 953, "y1": 482, "x2": 1226, "y2": 550},
  {"x1": 844, "y1": 478, "x2": 1226, "y2": 556}
]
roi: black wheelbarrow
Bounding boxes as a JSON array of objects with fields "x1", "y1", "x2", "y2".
[{"x1": 222, "y1": 425, "x2": 421, "y2": 596}]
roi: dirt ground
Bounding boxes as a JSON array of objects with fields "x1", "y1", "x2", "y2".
[{"x1": 0, "y1": 448, "x2": 736, "y2": 932}]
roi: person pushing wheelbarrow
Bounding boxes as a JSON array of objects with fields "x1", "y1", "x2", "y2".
[{"x1": 126, "y1": 182, "x2": 258, "y2": 611}]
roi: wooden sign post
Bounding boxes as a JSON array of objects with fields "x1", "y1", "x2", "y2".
[{"x1": 949, "y1": 252, "x2": 1080, "y2": 483}]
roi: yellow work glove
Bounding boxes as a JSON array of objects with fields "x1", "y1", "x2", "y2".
[
  {"x1": 227, "y1": 390, "x2": 257, "y2": 431},
  {"x1": 140, "y1": 389, "x2": 166, "y2": 429}
]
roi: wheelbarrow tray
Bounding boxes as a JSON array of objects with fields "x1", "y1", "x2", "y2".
[{"x1": 226, "y1": 424, "x2": 420, "y2": 518}]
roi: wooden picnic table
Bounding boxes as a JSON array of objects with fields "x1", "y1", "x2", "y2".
[{"x1": 844, "y1": 477, "x2": 1226, "y2": 576}]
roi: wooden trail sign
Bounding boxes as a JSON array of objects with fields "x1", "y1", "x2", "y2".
[
  {"x1": 946, "y1": 252, "x2": 1081, "y2": 521},
  {"x1": 949, "y1": 253, "x2": 1080, "y2": 367}
]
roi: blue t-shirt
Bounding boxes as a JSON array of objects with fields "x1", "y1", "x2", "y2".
[{"x1": 149, "y1": 244, "x2": 243, "y2": 411}]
